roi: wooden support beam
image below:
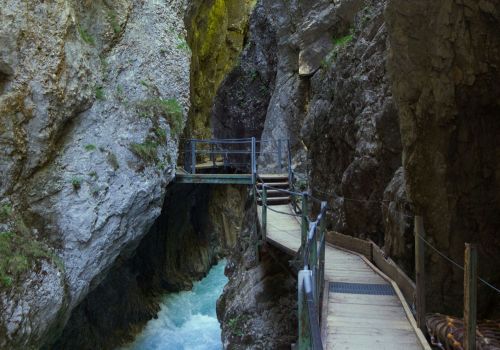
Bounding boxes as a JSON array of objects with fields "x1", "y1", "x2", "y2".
[
  {"x1": 414, "y1": 216, "x2": 426, "y2": 330},
  {"x1": 464, "y1": 243, "x2": 477, "y2": 350}
]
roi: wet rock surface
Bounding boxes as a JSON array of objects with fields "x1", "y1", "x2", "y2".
[{"x1": 217, "y1": 198, "x2": 297, "y2": 349}]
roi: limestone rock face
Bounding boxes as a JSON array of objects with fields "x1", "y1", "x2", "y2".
[
  {"x1": 0, "y1": 0, "x2": 190, "y2": 347},
  {"x1": 212, "y1": 1, "x2": 278, "y2": 141},
  {"x1": 186, "y1": 0, "x2": 255, "y2": 140},
  {"x1": 303, "y1": 0, "x2": 401, "y2": 244},
  {"x1": 386, "y1": 0, "x2": 500, "y2": 316}
]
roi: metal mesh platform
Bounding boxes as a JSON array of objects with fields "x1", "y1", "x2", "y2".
[{"x1": 330, "y1": 282, "x2": 396, "y2": 295}]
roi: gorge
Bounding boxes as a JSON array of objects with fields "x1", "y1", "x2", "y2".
[{"x1": 1, "y1": 0, "x2": 499, "y2": 349}]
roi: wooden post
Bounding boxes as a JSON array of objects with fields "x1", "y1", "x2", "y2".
[
  {"x1": 191, "y1": 140, "x2": 196, "y2": 174},
  {"x1": 301, "y1": 193, "x2": 309, "y2": 247},
  {"x1": 262, "y1": 185, "x2": 267, "y2": 240},
  {"x1": 464, "y1": 243, "x2": 477, "y2": 350},
  {"x1": 414, "y1": 215, "x2": 426, "y2": 330}
]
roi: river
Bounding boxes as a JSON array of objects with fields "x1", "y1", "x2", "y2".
[{"x1": 120, "y1": 260, "x2": 227, "y2": 350}]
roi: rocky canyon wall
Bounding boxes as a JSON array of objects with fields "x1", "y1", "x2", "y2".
[
  {"x1": 50, "y1": 184, "x2": 246, "y2": 349},
  {"x1": 386, "y1": 0, "x2": 500, "y2": 316},
  {"x1": 0, "y1": 0, "x2": 190, "y2": 347}
]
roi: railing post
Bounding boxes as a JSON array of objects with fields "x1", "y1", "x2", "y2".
[
  {"x1": 278, "y1": 139, "x2": 282, "y2": 170},
  {"x1": 251, "y1": 137, "x2": 256, "y2": 185},
  {"x1": 464, "y1": 243, "x2": 477, "y2": 350},
  {"x1": 191, "y1": 140, "x2": 196, "y2": 174},
  {"x1": 301, "y1": 193, "x2": 309, "y2": 248},
  {"x1": 298, "y1": 270, "x2": 311, "y2": 350},
  {"x1": 318, "y1": 202, "x2": 327, "y2": 309},
  {"x1": 414, "y1": 216, "x2": 426, "y2": 330},
  {"x1": 262, "y1": 185, "x2": 267, "y2": 240},
  {"x1": 211, "y1": 142, "x2": 216, "y2": 167},
  {"x1": 287, "y1": 139, "x2": 293, "y2": 188}
]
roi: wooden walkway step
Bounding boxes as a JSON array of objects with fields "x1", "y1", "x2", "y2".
[{"x1": 257, "y1": 204, "x2": 430, "y2": 350}]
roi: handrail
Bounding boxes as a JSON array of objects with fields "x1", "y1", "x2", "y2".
[
  {"x1": 259, "y1": 183, "x2": 327, "y2": 349},
  {"x1": 182, "y1": 138, "x2": 293, "y2": 185}
]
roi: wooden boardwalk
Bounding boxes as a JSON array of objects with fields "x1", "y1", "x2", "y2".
[{"x1": 258, "y1": 205, "x2": 430, "y2": 350}]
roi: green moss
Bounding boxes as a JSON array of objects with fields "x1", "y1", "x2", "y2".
[
  {"x1": 84, "y1": 144, "x2": 97, "y2": 151},
  {"x1": 78, "y1": 25, "x2": 95, "y2": 45},
  {"x1": 333, "y1": 33, "x2": 353, "y2": 47},
  {"x1": 129, "y1": 139, "x2": 159, "y2": 163}
]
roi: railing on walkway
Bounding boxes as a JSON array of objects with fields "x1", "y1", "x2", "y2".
[
  {"x1": 182, "y1": 138, "x2": 293, "y2": 185},
  {"x1": 257, "y1": 184, "x2": 328, "y2": 350}
]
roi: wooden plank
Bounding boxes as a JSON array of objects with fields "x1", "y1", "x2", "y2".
[
  {"x1": 329, "y1": 293, "x2": 402, "y2": 307},
  {"x1": 464, "y1": 243, "x2": 477, "y2": 350}
]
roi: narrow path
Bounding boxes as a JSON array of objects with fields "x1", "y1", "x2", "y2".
[{"x1": 258, "y1": 204, "x2": 426, "y2": 350}]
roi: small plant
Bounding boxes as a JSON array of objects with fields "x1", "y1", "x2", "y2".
[
  {"x1": 78, "y1": 25, "x2": 95, "y2": 45},
  {"x1": 136, "y1": 98, "x2": 184, "y2": 136},
  {"x1": 157, "y1": 161, "x2": 167, "y2": 170},
  {"x1": 107, "y1": 10, "x2": 121, "y2": 34},
  {"x1": 176, "y1": 34, "x2": 190, "y2": 52},
  {"x1": 95, "y1": 86, "x2": 105, "y2": 100},
  {"x1": 90, "y1": 185, "x2": 100, "y2": 197},
  {"x1": 71, "y1": 177, "x2": 82, "y2": 190},
  {"x1": 140, "y1": 80, "x2": 149, "y2": 88},
  {"x1": 84, "y1": 144, "x2": 97, "y2": 151},
  {"x1": 107, "y1": 152, "x2": 120, "y2": 170},
  {"x1": 88, "y1": 171, "x2": 98, "y2": 179},
  {"x1": 321, "y1": 30, "x2": 355, "y2": 69},
  {"x1": 116, "y1": 85, "x2": 124, "y2": 95},
  {"x1": 154, "y1": 127, "x2": 167, "y2": 144},
  {"x1": 129, "y1": 140, "x2": 159, "y2": 163},
  {"x1": 0, "y1": 204, "x2": 12, "y2": 221},
  {"x1": 227, "y1": 315, "x2": 245, "y2": 337}
]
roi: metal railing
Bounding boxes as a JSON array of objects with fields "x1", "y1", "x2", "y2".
[
  {"x1": 258, "y1": 185, "x2": 328, "y2": 349},
  {"x1": 182, "y1": 138, "x2": 293, "y2": 185}
]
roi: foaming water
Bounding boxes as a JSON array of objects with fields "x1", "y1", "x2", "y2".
[{"x1": 120, "y1": 260, "x2": 227, "y2": 350}]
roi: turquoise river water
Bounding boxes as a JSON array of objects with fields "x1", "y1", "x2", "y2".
[{"x1": 120, "y1": 260, "x2": 228, "y2": 350}]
